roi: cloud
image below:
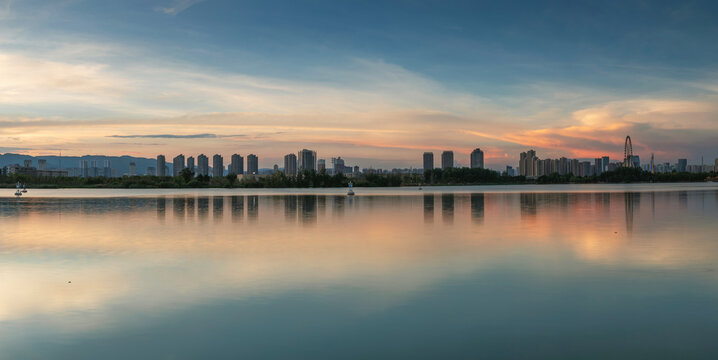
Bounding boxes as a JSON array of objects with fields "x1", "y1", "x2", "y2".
[
  {"x1": 108, "y1": 133, "x2": 219, "y2": 139},
  {"x1": 154, "y1": 0, "x2": 204, "y2": 16},
  {"x1": 1, "y1": 32, "x2": 718, "y2": 167}
]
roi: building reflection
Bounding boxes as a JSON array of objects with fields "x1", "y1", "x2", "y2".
[
  {"x1": 520, "y1": 193, "x2": 537, "y2": 221},
  {"x1": 332, "y1": 196, "x2": 345, "y2": 218},
  {"x1": 625, "y1": 192, "x2": 637, "y2": 234},
  {"x1": 173, "y1": 197, "x2": 185, "y2": 222},
  {"x1": 186, "y1": 197, "x2": 195, "y2": 219},
  {"x1": 247, "y1": 195, "x2": 259, "y2": 222},
  {"x1": 470, "y1": 193, "x2": 484, "y2": 224},
  {"x1": 441, "y1": 193, "x2": 454, "y2": 224},
  {"x1": 156, "y1": 197, "x2": 166, "y2": 220},
  {"x1": 213, "y1": 196, "x2": 224, "y2": 222},
  {"x1": 231, "y1": 196, "x2": 244, "y2": 221},
  {"x1": 285, "y1": 195, "x2": 298, "y2": 223},
  {"x1": 300, "y1": 195, "x2": 317, "y2": 225},
  {"x1": 679, "y1": 191, "x2": 688, "y2": 209},
  {"x1": 318, "y1": 196, "x2": 327, "y2": 217},
  {"x1": 197, "y1": 197, "x2": 209, "y2": 221},
  {"x1": 423, "y1": 194, "x2": 434, "y2": 223}
]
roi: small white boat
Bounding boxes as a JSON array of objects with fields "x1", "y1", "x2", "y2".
[
  {"x1": 347, "y1": 181, "x2": 355, "y2": 196},
  {"x1": 21, "y1": 183, "x2": 27, "y2": 193},
  {"x1": 14, "y1": 182, "x2": 22, "y2": 196}
]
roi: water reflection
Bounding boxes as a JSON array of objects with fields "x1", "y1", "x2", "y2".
[
  {"x1": 441, "y1": 193, "x2": 454, "y2": 224},
  {"x1": 186, "y1": 197, "x2": 195, "y2": 219},
  {"x1": 198, "y1": 197, "x2": 209, "y2": 221},
  {"x1": 247, "y1": 195, "x2": 258, "y2": 222},
  {"x1": 173, "y1": 197, "x2": 185, "y2": 221},
  {"x1": 231, "y1": 196, "x2": 243, "y2": 221},
  {"x1": 470, "y1": 193, "x2": 484, "y2": 224},
  {"x1": 2, "y1": 189, "x2": 718, "y2": 359},
  {"x1": 333, "y1": 195, "x2": 345, "y2": 218},
  {"x1": 423, "y1": 194, "x2": 434, "y2": 223},
  {"x1": 520, "y1": 193, "x2": 537, "y2": 221},
  {"x1": 213, "y1": 196, "x2": 224, "y2": 222},
  {"x1": 157, "y1": 197, "x2": 166, "y2": 220},
  {"x1": 285, "y1": 195, "x2": 297, "y2": 222},
  {"x1": 300, "y1": 195, "x2": 317, "y2": 225}
]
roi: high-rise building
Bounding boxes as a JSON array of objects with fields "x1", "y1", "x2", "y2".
[
  {"x1": 441, "y1": 151, "x2": 454, "y2": 169},
  {"x1": 157, "y1": 155, "x2": 166, "y2": 177},
  {"x1": 519, "y1": 150, "x2": 537, "y2": 177},
  {"x1": 212, "y1": 154, "x2": 224, "y2": 177},
  {"x1": 103, "y1": 159, "x2": 111, "y2": 177},
  {"x1": 186, "y1": 156, "x2": 195, "y2": 174},
  {"x1": 332, "y1": 157, "x2": 345, "y2": 174},
  {"x1": 90, "y1": 160, "x2": 98, "y2": 177},
  {"x1": 230, "y1": 154, "x2": 244, "y2": 175},
  {"x1": 559, "y1": 157, "x2": 568, "y2": 175},
  {"x1": 173, "y1": 154, "x2": 185, "y2": 177},
  {"x1": 298, "y1": 149, "x2": 317, "y2": 172},
  {"x1": 318, "y1": 159, "x2": 326, "y2": 172},
  {"x1": 146, "y1": 166, "x2": 155, "y2": 176},
  {"x1": 38, "y1": 159, "x2": 47, "y2": 170},
  {"x1": 580, "y1": 161, "x2": 591, "y2": 177},
  {"x1": 677, "y1": 159, "x2": 687, "y2": 172},
  {"x1": 470, "y1": 148, "x2": 484, "y2": 169},
  {"x1": 247, "y1": 154, "x2": 259, "y2": 174},
  {"x1": 631, "y1": 155, "x2": 640, "y2": 168},
  {"x1": 80, "y1": 160, "x2": 89, "y2": 178},
  {"x1": 594, "y1": 158, "x2": 603, "y2": 175},
  {"x1": 570, "y1": 159, "x2": 579, "y2": 176},
  {"x1": 602, "y1": 156, "x2": 610, "y2": 172},
  {"x1": 197, "y1": 154, "x2": 209, "y2": 176},
  {"x1": 129, "y1": 162, "x2": 136, "y2": 176},
  {"x1": 284, "y1": 153, "x2": 297, "y2": 176},
  {"x1": 423, "y1": 152, "x2": 434, "y2": 171}
]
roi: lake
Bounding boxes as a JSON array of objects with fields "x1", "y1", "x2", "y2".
[{"x1": 2, "y1": 184, "x2": 718, "y2": 359}]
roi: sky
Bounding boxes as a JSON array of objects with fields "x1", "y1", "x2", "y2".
[{"x1": 1, "y1": 0, "x2": 718, "y2": 169}]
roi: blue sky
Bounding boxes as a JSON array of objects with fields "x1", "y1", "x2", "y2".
[{"x1": 1, "y1": 0, "x2": 717, "y2": 168}]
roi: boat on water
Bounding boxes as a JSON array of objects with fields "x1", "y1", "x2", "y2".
[
  {"x1": 21, "y1": 183, "x2": 27, "y2": 193},
  {"x1": 14, "y1": 182, "x2": 22, "y2": 196},
  {"x1": 347, "y1": 181, "x2": 355, "y2": 196}
]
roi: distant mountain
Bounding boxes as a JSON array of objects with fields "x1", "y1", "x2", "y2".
[{"x1": 0, "y1": 153, "x2": 159, "y2": 176}]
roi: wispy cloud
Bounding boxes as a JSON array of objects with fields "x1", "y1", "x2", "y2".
[
  {"x1": 108, "y1": 133, "x2": 219, "y2": 139},
  {"x1": 154, "y1": 0, "x2": 204, "y2": 16},
  {"x1": 2, "y1": 31, "x2": 718, "y2": 167}
]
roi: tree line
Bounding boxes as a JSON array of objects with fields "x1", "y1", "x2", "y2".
[{"x1": 1, "y1": 166, "x2": 715, "y2": 188}]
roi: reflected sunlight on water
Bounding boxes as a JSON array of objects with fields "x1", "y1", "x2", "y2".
[{"x1": 1, "y1": 186, "x2": 718, "y2": 359}]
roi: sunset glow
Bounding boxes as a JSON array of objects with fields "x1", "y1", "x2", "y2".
[{"x1": 2, "y1": 1, "x2": 717, "y2": 169}]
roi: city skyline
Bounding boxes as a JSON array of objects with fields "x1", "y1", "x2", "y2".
[
  {"x1": 1, "y1": 1, "x2": 717, "y2": 167},
  {"x1": 2, "y1": 140, "x2": 716, "y2": 176}
]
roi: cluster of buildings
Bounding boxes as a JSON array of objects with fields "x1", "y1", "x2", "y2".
[
  {"x1": 156, "y1": 149, "x2": 365, "y2": 179},
  {"x1": 0, "y1": 159, "x2": 68, "y2": 177},
  {"x1": 422, "y1": 148, "x2": 485, "y2": 170},
  {"x1": 416, "y1": 146, "x2": 717, "y2": 179},
  {"x1": 516, "y1": 151, "x2": 618, "y2": 178},
  {"x1": 3, "y1": 139, "x2": 717, "y2": 179},
  {"x1": 513, "y1": 150, "x2": 716, "y2": 178}
]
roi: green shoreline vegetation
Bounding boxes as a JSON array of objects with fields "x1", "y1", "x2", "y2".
[{"x1": 1, "y1": 167, "x2": 716, "y2": 189}]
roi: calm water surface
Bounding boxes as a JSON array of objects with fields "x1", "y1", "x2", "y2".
[{"x1": 2, "y1": 184, "x2": 718, "y2": 359}]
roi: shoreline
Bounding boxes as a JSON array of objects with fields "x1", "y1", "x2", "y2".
[{"x1": 4, "y1": 182, "x2": 718, "y2": 199}]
